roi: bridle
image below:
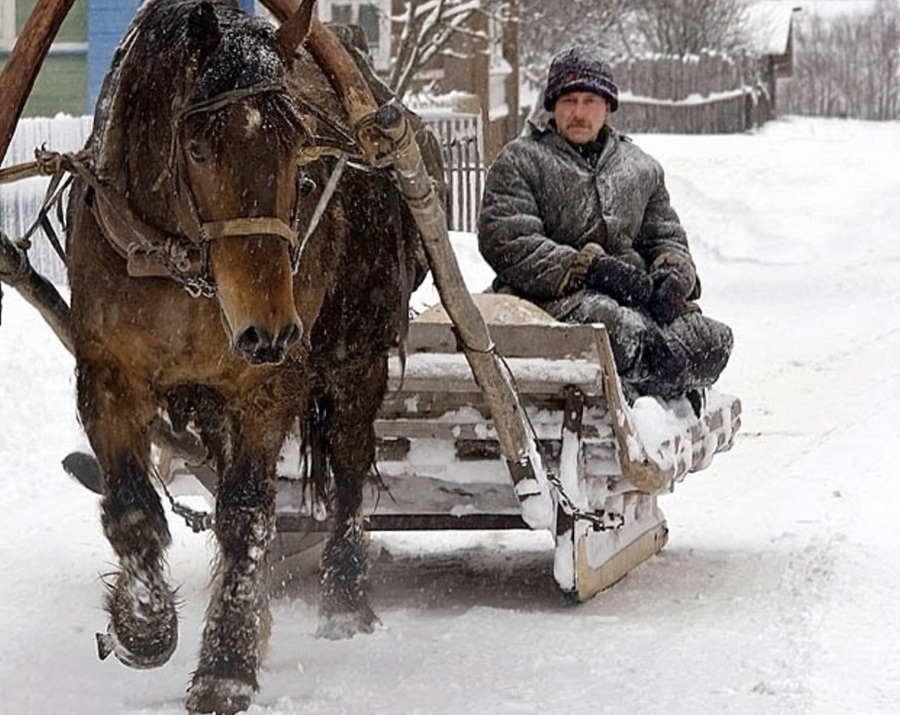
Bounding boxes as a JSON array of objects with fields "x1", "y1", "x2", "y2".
[
  {"x1": 72, "y1": 77, "x2": 354, "y2": 298},
  {"x1": 170, "y1": 80, "x2": 310, "y2": 296}
]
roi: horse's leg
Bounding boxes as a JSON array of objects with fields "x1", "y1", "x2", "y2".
[
  {"x1": 317, "y1": 356, "x2": 386, "y2": 639},
  {"x1": 186, "y1": 440, "x2": 277, "y2": 715},
  {"x1": 79, "y1": 362, "x2": 178, "y2": 669}
]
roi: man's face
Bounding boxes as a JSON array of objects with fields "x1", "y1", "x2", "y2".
[{"x1": 552, "y1": 91, "x2": 610, "y2": 145}]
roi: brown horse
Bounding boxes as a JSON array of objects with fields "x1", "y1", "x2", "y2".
[{"x1": 65, "y1": 0, "x2": 424, "y2": 712}]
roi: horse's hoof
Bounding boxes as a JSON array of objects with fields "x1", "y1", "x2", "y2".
[
  {"x1": 96, "y1": 615, "x2": 178, "y2": 669},
  {"x1": 316, "y1": 607, "x2": 380, "y2": 640},
  {"x1": 186, "y1": 676, "x2": 254, "y2": 715}
]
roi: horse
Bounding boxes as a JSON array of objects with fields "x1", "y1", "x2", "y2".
[{"x1": 65, "y1": 0, "x2": 426, "y2": 712}]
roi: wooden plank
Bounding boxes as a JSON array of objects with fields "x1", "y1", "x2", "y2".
[
  {"x1": 374, "y1": 417, "x2": 614, "y2": 442},
  {"x1": 408, "y1": 294, "x2": 604, "y2": 360},
  {"x1": 379, "y1": 388, "x2": 609, "y2": 417},
  {"x1": 276, "y1": 512, "x2": 529, "y2": 533},
  {"x1": 406, "y1": 320, "x2": 601, "y2": 359},
  {"x1": 387, "y1": 354, "x2": 603, "y2": 394}
]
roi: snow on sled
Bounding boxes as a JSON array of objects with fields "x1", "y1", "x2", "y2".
[{"x1": 158, "y1": 292, "x2": 741, "y2": 602}]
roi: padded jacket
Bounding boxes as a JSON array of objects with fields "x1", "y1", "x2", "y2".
[{"x1": 477, "y1": 120, "x2": 700, "y2": 301}]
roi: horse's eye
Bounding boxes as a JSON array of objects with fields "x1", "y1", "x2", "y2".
[
  {"x1": 188, "y1": 142, "x2": 211, "y2": 163},
  {"x1": 297, "y1": 174, "x2": 317, "y2": 197}
]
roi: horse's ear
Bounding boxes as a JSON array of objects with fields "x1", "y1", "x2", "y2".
[
  {"x1": 186, "y1": 1, "x2": 221, "y2": 62},
  {"x1": 275, "y1": 0, "x2": 315, "y2": 58}
]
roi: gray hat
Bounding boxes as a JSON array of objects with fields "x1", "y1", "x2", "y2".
[{"x1": 543, "y1": 46, "x2": 619, "y2": 112}]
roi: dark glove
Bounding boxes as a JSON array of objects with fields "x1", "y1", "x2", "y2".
[
  {"x1": 649, "y1": 268, "x2": 692, "y2": 324},
  {"x1": 584, "y1": 256, "x2": 652, "y2": 307}
]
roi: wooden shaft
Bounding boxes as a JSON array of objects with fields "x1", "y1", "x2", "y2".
[
  {"x1": 0, "y1": 230, "x2": 73, "y2": 353},
  {"x1": 261, "y1": 0, "x2": 377, "y2": 129},
  {"x1": 371, "y1": 105, "x2": 533, "y2": 461},
  {"x1": 0, "y1": 0, "x2": 77, "y2": 165}
]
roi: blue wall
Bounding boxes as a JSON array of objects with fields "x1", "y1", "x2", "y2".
[{"x1": 86, "y1": 0, "x2": 259, "y2": 112}]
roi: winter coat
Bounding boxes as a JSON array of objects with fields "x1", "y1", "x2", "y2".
[{"x1": 477, "y1": 119, "x2": 700, "y2": 303}]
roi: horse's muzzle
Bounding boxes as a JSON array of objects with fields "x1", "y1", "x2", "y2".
[{"x1": 234, "y1": 320, "x2": 302, "y2": 365}]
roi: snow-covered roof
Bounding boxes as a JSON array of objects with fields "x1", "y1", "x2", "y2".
[{"x1": 746, "y1": 0, "x2": 803, "y2": 55}]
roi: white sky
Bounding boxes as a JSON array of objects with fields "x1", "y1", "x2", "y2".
[{"x1": 2, "y1": 115, "x2": 900, "y2": 713}]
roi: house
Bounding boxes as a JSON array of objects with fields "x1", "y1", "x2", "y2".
[
  {"x1": 0, "y1": 0, "x2": 89, "y2": 116},
  {"x1": 746, "y1": 0, "x2": 803, "y2": 116}
]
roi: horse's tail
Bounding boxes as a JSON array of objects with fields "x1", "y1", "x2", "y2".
[{"x1": 299, "y1": 393, "x2": 332, "y2": 521}]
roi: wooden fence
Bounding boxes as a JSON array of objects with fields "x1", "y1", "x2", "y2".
[
  {"x1": 611, "y1": 51, "x2": 771, "y2": 134},
  {"x1": 0, "y1": 115, "x2": 91, "y2": 285}
]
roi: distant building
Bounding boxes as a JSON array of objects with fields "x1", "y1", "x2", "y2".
[
  {"x1": 746, "y1": 1, "x2": 803, "y2": 117},
  {"x1": 0, "y1": 0, "x2": 255, "y2": 117},
  {"x1": 0, "y1": 0, "x2": 88, "y2": 116}
]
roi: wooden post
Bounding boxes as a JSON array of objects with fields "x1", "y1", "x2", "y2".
[
  {"x1": 0, "y1": 0, "x2": 77, "y2": 164},
  {"x1": 0, "y1": 230, "x2": 73, "y2": 353}
]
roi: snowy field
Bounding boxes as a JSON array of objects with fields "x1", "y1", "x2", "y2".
[{"x1": 2, "y1": 115, "x2": 900, "y2": 714}]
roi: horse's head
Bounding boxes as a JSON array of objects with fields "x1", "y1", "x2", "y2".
[{"x1": 173, "y1": 0, "x2": 317, "y2": 365}]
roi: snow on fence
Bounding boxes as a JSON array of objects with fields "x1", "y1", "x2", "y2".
[
  {"x1": 612, "y1": 51, "x2": 771, "y2": 133},
  {"x1": 2, "y1": 110, "x2": 485, "y2": 287}
]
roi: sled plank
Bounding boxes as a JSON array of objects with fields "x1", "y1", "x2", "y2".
[{"x1": 406, "y1": 320, "x2": 600, "y2": 360}]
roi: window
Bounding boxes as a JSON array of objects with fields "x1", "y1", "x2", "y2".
[{"x1": 319, "y1": 0, "x2": 390, "y2": 71}]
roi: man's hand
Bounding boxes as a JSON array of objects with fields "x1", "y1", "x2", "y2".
[
  {"x1": 649, "y1": 268, "x2": 692, "y2": 324},
  {"x1": 585, "y1": 256, "x2": 652, "y2": 307}
]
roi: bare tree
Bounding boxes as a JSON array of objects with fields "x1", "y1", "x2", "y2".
[
  {"x1": 784, "y1": 1, "x2": 900, "y2": 120},
  {"x1": 387, "y1": 0, "x2": 509, "y2": 97},
  {"x1": 518, "y1": 0, "x2": 630, "y2": 91},
  {"x1": 628, "y1": 0, "x2": 751, "y2": 56}
]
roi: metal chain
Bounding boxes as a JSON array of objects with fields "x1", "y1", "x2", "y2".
[
  {"x1": 155, "y1": 472, "x2": 215, "y2": 533},
  {"x1": 491, "y1": 348, "x2": 625, "y2": 532}
]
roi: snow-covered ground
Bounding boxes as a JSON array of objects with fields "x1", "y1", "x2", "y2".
[{"x1": 2, "y1": 116, "x2": 899, "y2": 714}]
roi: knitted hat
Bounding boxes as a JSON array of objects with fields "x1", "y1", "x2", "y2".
[{"x1": 543, "y1": 46, "x2": 619, "y2": 112}]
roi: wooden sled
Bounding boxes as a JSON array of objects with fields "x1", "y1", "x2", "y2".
[
  {"x1": 191, "y1": 293, "x2": 738, "y2": 602},
  {"x1": 2, "y1": 0, "x2": 740, "y2": 604}
]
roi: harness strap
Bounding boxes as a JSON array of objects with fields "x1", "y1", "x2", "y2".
[{"x1": 200, "y1": 216, "x2": 298, "y2": 245}]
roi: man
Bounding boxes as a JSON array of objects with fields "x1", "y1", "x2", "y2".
[{"x1": 477, "y1": 45, "x2": 733, "y2": 403}]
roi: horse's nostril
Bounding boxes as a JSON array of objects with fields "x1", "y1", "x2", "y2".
[
  {"x1": 235, "y1": 325, "x2": 264, "y2": 357},
  {"x1": 277, "y1": 322, "x2": 302, "y2": 350},
  {"x1": 235, "y1": 323, "x2": 300, "y2": 364}
]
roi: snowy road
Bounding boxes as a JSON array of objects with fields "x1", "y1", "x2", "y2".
[{"x1": 2, "y1": 117, "x2": 900, "y2": 714}]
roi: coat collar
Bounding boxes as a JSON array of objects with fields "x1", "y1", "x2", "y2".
[{"x1": 527, "y1": 116, "x2": 621, "y2": 168}]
